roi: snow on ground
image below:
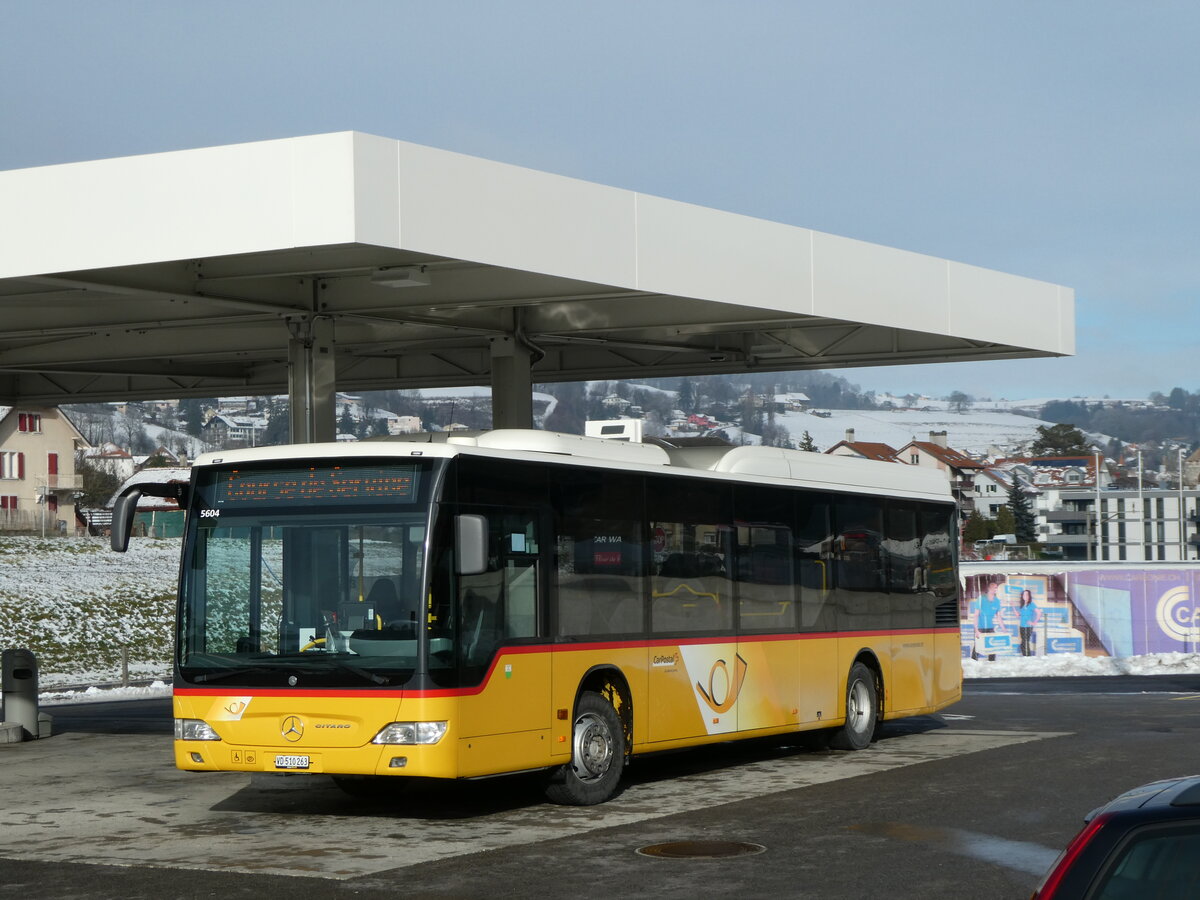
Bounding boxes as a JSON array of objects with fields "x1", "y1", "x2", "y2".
[
  {"x1": 776, "y1": 408, "x2": 1080, "y2": 457},
  {"x1": 0, "y1": 535, "x2": 178, "y2": 688},
  {"x1": 142, "y1": 422, "x2": 211, "y2": 458},
  {"x1": 963, "y1": 652, "x2": 1200, "y2": 679},
  {"x1": 39, "y1": 681, "x2": 172, "y2": 706}
]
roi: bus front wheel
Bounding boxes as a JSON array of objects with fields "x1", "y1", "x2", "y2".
[
  {"x1": 829, "y1": 662, "x2": 877, "y2": 751},
  {"x1": 544, "y1": 691, "x2": 626, "y2": 806}
]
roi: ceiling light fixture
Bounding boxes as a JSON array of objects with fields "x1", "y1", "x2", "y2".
[{"x1": 369, "y1": 266, "x2": 431, "y2": 288}]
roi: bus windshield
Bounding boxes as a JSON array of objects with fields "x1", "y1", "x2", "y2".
[{"x1": 179, "y1": 460, "x2": 440, "y2": 688}]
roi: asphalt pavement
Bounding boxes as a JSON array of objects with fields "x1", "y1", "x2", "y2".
[{"x1": 3, "y1": 676, "x2": 1200, "y2": 899}]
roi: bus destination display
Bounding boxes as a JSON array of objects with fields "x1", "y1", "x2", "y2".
[{"x1": 211, "y1": 466, "x2": 420, "y2": 506}]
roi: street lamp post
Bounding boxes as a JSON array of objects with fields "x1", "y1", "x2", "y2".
[
  {"x1": 1180, "y1": 447, "x2": 1186, "y2": 561},
  {"x1": 1094, "y1": 451, "x2": 1103, "y2": 562},
  {"x1": 1137, "y1": 449, "x2": 1146, "y2": 561}
]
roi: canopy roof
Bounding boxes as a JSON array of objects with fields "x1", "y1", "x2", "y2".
[{"x1": 0, "y1": 132, "x2": 1073, "y2": 405}]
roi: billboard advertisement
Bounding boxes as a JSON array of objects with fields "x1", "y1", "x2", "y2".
[{"x1": 961, "y1": 567, "x2": 1200, "y2": 661}]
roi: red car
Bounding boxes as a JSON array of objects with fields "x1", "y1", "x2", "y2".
[{"x1": 1033, "y1": 775, "x2": 1200, "y2": 898}]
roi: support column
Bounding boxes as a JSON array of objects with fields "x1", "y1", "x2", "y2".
[
  {"x1": 287, "y1": 315, "x2": 336, "y2": 443},
  {"x1": 489, "y1": 335, "x2": 533, "y2": 430}
]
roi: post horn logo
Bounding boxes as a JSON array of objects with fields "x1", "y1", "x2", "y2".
[
  {"x1": 281, "y1": 715, "x2": 305, "y2": 742},
  {"x1": 695, "y1": 654, "x2": 748, "y2": 714}
]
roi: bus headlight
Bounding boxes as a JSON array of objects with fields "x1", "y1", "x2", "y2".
[
  {"x1": 174, "y1": 718, "x2": 222, "y2": 741},
  {"x1": 372, "y1": 721, "x2": 447, "y2": 745}
]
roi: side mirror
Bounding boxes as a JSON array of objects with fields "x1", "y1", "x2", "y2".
[
  {"x1": 110, "y1": 481, "x2": 191, "y2": 552},
  {"x1": 110, "y1": 488, "x2": 143, "y2": 552},
  {"x1": 455, "y1": 514, "x2": 488, "y2": 576}
]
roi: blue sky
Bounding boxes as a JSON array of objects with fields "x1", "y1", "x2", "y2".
[{"x1": 2, "y1": 1, "x2": 1196, "y2": 402}]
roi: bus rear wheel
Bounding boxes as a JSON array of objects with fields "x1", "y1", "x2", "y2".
[
  {"x1": 544, "y1": 691, "x2": 626, "y2": 806},
  {"x1": 829, "y1": 662, "x2": 878, "y2": 751}
]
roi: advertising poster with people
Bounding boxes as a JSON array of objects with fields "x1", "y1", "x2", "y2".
[
  {"x1": 962, "y1": 573, "x2": 1088, "y2": 660},
  {"x1": 961, "y1": 568, "x2": 1200, "y2": 661}
]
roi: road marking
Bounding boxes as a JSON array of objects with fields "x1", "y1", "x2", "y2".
[
  {"x1": 0, "y1": 727, "x2": 1068, "y2": 880},
  {"x1": 852, "y1": 823, "x2": 1060, "y2": 876},
  {"x1": 1171, "y1": 694, "x2": 1200, "y2": 701}
]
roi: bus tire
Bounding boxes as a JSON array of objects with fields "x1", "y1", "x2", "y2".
[
  {"x1": 543, "y1": 691, "x2": 626, "y2": 806},
  {"x1": 829, "y1": 662, "x2": 877, "y2": 751}
]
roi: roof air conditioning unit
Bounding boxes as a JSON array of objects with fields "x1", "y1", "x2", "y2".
[{"x1": 585, "y1": 419, "x2": 643, "y2": 443}]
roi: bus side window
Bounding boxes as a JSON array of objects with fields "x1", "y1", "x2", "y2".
[
  {"x1": 886, "y1": 502, "x2": 924, "y2": 629},
  {"x1": 921, "y1": 507, "x2": 959, "y2": 626},
  {"x1": 648, "y1": 478, "x2": 733, "y2": 635},
  {"x1": 552, "y1": 468, "x2": 646, "y2": 639},
  {"x1": 833, "y1": 496, "x2": 887, "y2": 631},
  {"x1": 733, "y1": 484, "x2": 796, "y2": 634},
  {"x1": 796, "y1": 496, "x2": 834, "y2": 631}
]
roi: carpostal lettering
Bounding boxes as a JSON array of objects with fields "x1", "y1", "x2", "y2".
[{"x1": 652, "y1": 654, "x2": 677, "y2": 668}]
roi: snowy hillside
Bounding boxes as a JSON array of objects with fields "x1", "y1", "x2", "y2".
[{"x1": 770, "y1": 408, "x2": 1087, "y2": 457}]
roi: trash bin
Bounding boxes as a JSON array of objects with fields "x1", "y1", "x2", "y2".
[{"x1": 1, "y1": 648, "x2": 40, "y2": 741}]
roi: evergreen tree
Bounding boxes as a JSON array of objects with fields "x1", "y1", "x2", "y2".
[
  {"x1": 678, "y1": 378, "x2": 696, "y2": 413},
  {"x1": 1030, "y1": 423, "x2": 1092, "y2": 456},
  {"x1": 740, "y1": 389, "x2": 761, "y2": 437},
  {"x1": 995, "y1": 506, "x2": 1016, "y2": 536},
  {"x1": 797, "y1": 430, "x2": 818, "y2": 452},
  {"x1": 543, "y1": 382, "x2": 587, "y2": 433},
  {"x1": 263, "y1": 398, "x2": 290, "y2": 445},
  {"x1": 75, "y1": 458, "x2": 124, "y2": 508},
  {"x1": 1007, "y1": 479, "x2": 1038, "y2": 543},
  {"x1": 962, "y1": 510, "x2": 990, "y2": 544}
]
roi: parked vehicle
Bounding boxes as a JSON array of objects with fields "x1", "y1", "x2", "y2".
[{"x1": 1032, "y1": 775, "x2": 1200, "y2": 898}]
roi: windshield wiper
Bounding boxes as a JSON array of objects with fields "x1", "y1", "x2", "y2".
[
  {"x1": 191, "y1": 665, "x2": 277, "y2": 684},
  {"x1": 268, "y1": 653, "x2": 392, "y2": 686},
  {"x1": 330, "y1": 661, "x2": 391, "y2": 685}
]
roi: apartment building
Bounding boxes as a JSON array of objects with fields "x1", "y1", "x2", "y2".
[{"x1": 1042, "y1": 488, "x2": 1200, "y2": 562}]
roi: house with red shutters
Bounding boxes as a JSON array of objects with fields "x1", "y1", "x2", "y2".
[{"x1": 0, "y1": 406, "x2": 87, "y2": 533}]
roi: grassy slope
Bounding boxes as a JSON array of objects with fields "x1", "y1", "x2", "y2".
[{"x1": 0, "y1": 536, "x2": 179, "y2": 685}]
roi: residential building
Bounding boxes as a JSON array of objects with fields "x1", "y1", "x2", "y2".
[
  {"x1": 896, "y1": 431, "x2": 985, "y2": 517},
  {"x1": 202, "y1": 414, "x2": 268, "y2": 448},
  {"x1": 1041, "y1": 489, "x2": 1200, "y2": 562},
  {"x1": 983, "y1": 455, "x2": 1198, "y2": 561},
  {"x1": 1184, "y1": 448, "x2": 1200, "y2": 488},
  {"x1": 970, "y1": 468, "x2": 1012, "y2": 520},
  {"x1": 387, "y1": 415, "x2": 423, "y2": 435},
  {"x1": 777, "y1": 392, "x2": 810, "y2": 411},
  {"x1": 825, "y1": 428, "x2": 899, "y2": 462},
  {"x1": 80, "y1": 442, "x2": 137, "y2": 484},
  {"x1": 0, "y1": 405, "x2": 87, "y2": 533}
]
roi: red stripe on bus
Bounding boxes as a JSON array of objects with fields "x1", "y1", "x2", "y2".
[{"x1": 175, "y1": 625, "x2": 960, "y2": 700}]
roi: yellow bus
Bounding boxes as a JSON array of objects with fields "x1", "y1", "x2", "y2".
[{"x1": 113, "y1": 428, "x2": 961, "y2": 805}]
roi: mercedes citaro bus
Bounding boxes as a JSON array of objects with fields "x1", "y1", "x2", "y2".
[{"x1": 112, "y1": 428, "x2": 962, "y2": 805}]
